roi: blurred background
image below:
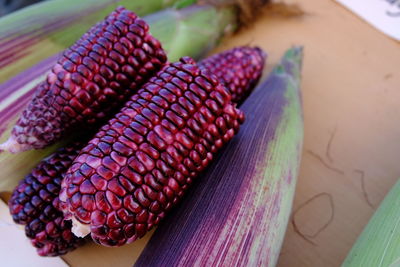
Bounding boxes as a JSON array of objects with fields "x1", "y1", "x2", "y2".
[{"x1": 0, "y1": 0, "x2": 43, "y2": 16}]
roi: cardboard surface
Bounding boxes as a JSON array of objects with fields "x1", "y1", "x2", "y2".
[
  {"x1": 3, "y1": 0, "x2": 400, "y2": 266},
  {"x1": 62, "y1": 231, "x2": 153, "y2": 267}
]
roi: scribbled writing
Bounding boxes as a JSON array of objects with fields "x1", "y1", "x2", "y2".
[{"x1": 384, "y1": 0, "x2": 400, "y2": 17}]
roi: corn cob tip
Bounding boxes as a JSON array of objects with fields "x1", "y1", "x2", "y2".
[
  {"x1": 198, "y1": 46, "x2": 266, "y2": 104},
  {"x1": 254, "y1": 46, "x2": 267, "y2": 59},
  {"x1": 0, "y1": 136, "x2": 31, "y2": 153}
]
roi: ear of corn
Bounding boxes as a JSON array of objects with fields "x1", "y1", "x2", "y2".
[
  {"x1": 343, "y1": 179, "x2": 400, "y2": 267},
  {"x1": 135, "y1": 47, "x2": 304, "y2": 267},
  {"x1": 1, "y1": 7, "x2": 168, "y2": 153},
  {"x1": 59, "y1": 56, "x2": 245, "y2": 247},
  {"x1": 0, "y1": 4, "x2": 238, "y2": 192}
]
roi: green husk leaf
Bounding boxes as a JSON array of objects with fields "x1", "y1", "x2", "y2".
[
  {"x1": 135, "y1": 47, "x2": 304, "y2": 267},
  {"x1": 148, "y1": 5, "x2": 237, "y2": 61},
  {"x1": 0, "y1": 0, "x2": 196, "y2": 83},
  {"x1": 343, "y1": 179, "x2": 400, "y2": 267}
]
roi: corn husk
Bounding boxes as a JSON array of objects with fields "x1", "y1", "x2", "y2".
[
  {"x1": 135, "y1": 47, "x2": 304, "y2": 267},
  {"x1": 0, "y1": 3, "x2": 238, "y2": 192},
  {"x1": 343, "y1": 179, "x2": 400, "y2": 267},
  {"x1": 0, "y1": 0, "x2": 197, "y2": 83}
]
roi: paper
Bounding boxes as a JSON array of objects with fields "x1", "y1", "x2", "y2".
[
  {"x1": 0, "y1": 200, "x2": 68, "y2": 267},
  {"x1": 334, "y1": 0, "x2": 400, "y2": 41}
]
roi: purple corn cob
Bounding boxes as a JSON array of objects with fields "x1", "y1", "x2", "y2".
[
  {"x1": 0, "y1": 7, "x2": 166, "y2": 153},
  {"x1": 7, "y1": 46, "x2": 265, "y2": 255},
  {"x1": 199, "y1": 46, "x2": 265, "y2": 104},
  {"x1": 59, "y1": 57, "x2": 245, "y2": 247},
  {"x1": 9, "y1": 142, "x2": 85, "y2": 256}
]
